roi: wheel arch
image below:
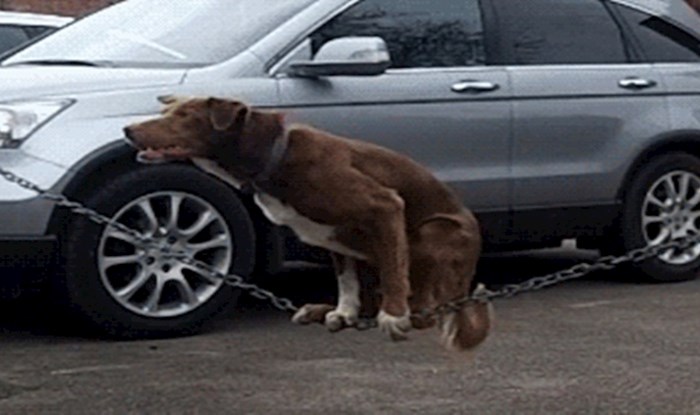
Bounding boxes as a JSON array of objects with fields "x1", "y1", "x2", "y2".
[
  {"x1": 47, "y1": 142, "x2": 285, "y2": 273},
  {"x1": 617, "y1": 131, "x2": 700, "y2": 202}
]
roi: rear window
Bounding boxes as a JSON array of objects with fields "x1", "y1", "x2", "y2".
[{"x1": 492, "y1": 0, "x2": 629, "y2": 65}]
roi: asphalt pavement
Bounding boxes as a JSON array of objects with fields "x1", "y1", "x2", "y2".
[{"x1": 1, "y1": 248, "x2": 700, "y2": 414}]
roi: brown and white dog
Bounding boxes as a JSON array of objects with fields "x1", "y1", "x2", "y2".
[{"x1": 124, "y1": 97, "x2": 492, "y2": 351}]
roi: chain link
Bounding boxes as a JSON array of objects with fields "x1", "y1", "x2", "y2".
[
  {"x1": 3, "y1": 167, "x2": 699, "y2": 329},
  {"x1": 0, "y1": 167, "x2": 299, "y2": 314},
  {"x1": 419, "y1": 231, "x2": 700, "y2": 322}
]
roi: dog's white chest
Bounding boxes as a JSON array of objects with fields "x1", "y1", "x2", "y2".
[{"x1": 254, "y1": 193, "x2": 367, "y2": 260}]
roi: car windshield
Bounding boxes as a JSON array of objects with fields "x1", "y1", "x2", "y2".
[{"x1": 2, "y1": 0, "x2": 317, "y2": 68}]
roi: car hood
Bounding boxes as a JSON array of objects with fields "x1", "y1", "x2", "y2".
[{"x1": 0, "y1": 66, "x2": 186, "y2": 100}]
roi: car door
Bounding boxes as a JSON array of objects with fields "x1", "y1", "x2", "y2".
[
  {"x1": 609, "y1": 1, "x2": 700, "y2": 134},
  {"x1": 491, "y1": 0, "x2": 668, "y2": 243},
  {"x1": 275, "y1": 0, "x2": 512, "y2": 221}
]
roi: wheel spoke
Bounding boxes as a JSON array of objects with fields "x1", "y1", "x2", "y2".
[
  {"x1": 104, "y1": 229, "x2": 139, "y2": 245},
  {"x1": 101, "y1": 254, "x2": 141, "y2": 269},
  {"x1": 181, "y1": 210, "x2": 215, "y2": 238},
  {"x1": 188, "y1": 234, "x2": 229, "y2": 253},
  {"x1": 116, "y1": 271, "x2": 152, "y2": 300},
  {"x1": 167, "y1": 194, "x2": 184, "y2": 231},
  {"x1": 679, "y1": 174, "x2": 691, "y2": 200},
  {"x1": 138, "y1": 200, "x2": 159, "y2": 234},
  {"x1": 648, "y1": 227, "x2": 672, "y2": 246},
  {"x1": 646, "y1": 194, "x2": 667, "y2": 209},
  {"x1": 663, "y1": 176, "x2": 678, "y2": 199},
  {"x1": 143, "y1": 277, "x2": 164, "y2": 313},
  {"x1": 182, "y1": 263, "x2": 221, "y2": 285},
  {"x1": 642, "y1": 214, "x2": 664, "y2": 226},
  {"x1": 688, "y1": 189, "x2": 700, "y2": 209},
  {"x1": 174, "y1": 278, "x2": 198, "y2": 306}
]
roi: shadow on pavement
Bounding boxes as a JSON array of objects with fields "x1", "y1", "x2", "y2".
[{"x1": 0, "y1": 248, "x2": 623, "y2": 337}]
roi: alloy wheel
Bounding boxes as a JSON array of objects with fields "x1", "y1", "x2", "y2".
[
  {"x1": 642, "y1": 170, "x2": 700, "y2": 265},
  {"x1": 98, "y1": 191, "x2": 233, "y2": 318}
]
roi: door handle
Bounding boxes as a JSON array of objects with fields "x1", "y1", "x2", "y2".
[
  {"x1": 451, "y1": 80, "x2": 500, "y2": 93},
  {"x1": 618, "y1": 77, "x2": 657, "y2": 90}
]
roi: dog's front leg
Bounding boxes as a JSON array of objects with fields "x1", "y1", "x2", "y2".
[
  {"x1": 370, "y1": 192, "x2": 412, "y2": 341},
  {"x1": 324, "y1": 254, "x2": 361, "y2": 332}
]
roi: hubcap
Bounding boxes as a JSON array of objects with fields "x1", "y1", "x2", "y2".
[
  {"x1": 642, "y1": 171, "x2": 700, "y2": 265},
  {"x1": 98, "y1": 192, "x2": 233, "y2": 318}
]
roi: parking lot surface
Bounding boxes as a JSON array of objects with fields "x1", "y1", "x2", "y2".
[{"x1": 1, "y1": 249, "x2": 700, "y2": 414}]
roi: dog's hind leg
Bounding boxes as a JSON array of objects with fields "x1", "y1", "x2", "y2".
[
  {"x1": 415, "y1": 213, "x2": 492, "y2": 351},
  {"x1": 324, "y1": 254, "x2": 361, "y2": 332}
]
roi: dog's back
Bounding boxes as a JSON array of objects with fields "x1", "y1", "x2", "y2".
[{"x1": 285, "y1": 125, "x2": 466, "y2": 227}]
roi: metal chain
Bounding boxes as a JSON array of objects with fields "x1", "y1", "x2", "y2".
[
  {"x1": 419, "y1": 231, "x2": 700, "y2": 321},
  {"x1": 3, "y1": 167, "x2": 699, "y2": 329},
  {"x1": 0, "y1": 167, "x2": 299, "y2": 314}
]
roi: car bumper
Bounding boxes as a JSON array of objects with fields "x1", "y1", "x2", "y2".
[{"x1": 0, "y1": 149, "x2": 73, "y2": 236}]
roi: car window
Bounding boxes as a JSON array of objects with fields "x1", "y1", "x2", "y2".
[
  {"x1": 5, "y1": 0, "x2": 319, "y2": 68},
  {"x1": 613, "y1": 4, "x2": 700, "y2": 63},
  {"x1": 310, "y1": 0, "x2": 486, "y2": 68},
  {"x1": 492, "y1": 0, "x2": 629, "y2": 65},
  {"x1": 0, "y1": 25, "x2": 30, "y2": 54}
]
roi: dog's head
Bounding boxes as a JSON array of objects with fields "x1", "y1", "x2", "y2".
[{"x1": 124, "y1": 96, "x2": 282, "y2": 166}]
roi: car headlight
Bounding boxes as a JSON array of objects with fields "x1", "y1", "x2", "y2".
[{"x1": 0, "y1": 99, "x2": 74, "y2": 149}]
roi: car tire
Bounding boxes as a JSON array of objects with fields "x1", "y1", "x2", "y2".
[
  {"x1": 57, "y1": 163, "x2": 256, "y2": 338},
  {"x1": 615, "y1": 152, "x2": 700, "y2": 282}
]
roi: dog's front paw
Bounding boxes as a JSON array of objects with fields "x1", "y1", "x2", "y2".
[
  {"x1": 292, "y1": 304, "x2": 335, "y2": 325},
  {"x1": 377, "y1": 310, "x2": 412, "y2": 341},
  {"x1": 324, "y1": 308, "x2": 358, "y2": 332}
]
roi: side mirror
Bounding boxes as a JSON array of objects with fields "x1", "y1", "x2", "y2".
[{"x1": 288, "y1": 36, "x2": 391, "y2": 78}]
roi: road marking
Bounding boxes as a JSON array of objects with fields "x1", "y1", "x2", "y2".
[
  {"x1": 50, "y1": 365, "x2": 132, "y2": 376},
  {"x1": 568, "y1": 300, "x2": 614, "y2": 309}
]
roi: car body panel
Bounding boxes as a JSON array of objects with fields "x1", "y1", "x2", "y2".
[
  {"x1": 657, "y1": 63, "x2": 700, "y2": 132},
  {"x1": 509, "y1": 64, "x2": 668, "y2": 208},
  {"x1": 0, "y1": 67, "x2": 186, "y2": 101},
  {"x1": 278, "y1": 67, "x2": 512, "y2": 211}
]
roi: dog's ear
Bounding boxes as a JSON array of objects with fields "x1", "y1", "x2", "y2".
[{"x1": 208, "y1": 98, "x2": 249, "y2": 131}]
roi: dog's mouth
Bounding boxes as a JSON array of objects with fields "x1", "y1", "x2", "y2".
[{"x1": 136, "y1": 145, "x2": 194, "y2": 164}]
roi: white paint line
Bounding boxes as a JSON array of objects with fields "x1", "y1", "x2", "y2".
[
  {"x1": 568, "y1": 300, "x2": 614, "y2": 309},
  {"x1": 50, "y1": 364, "x2": 132, "y2": 376}
]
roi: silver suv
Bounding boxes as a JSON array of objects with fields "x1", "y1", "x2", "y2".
[{"x1": 0, "y1": 0, "x2": 699, "y2": 337}]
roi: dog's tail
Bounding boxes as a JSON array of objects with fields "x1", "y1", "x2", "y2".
[{"x1": 439, "y1": 284, "x2": 493, "y2": 352}]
